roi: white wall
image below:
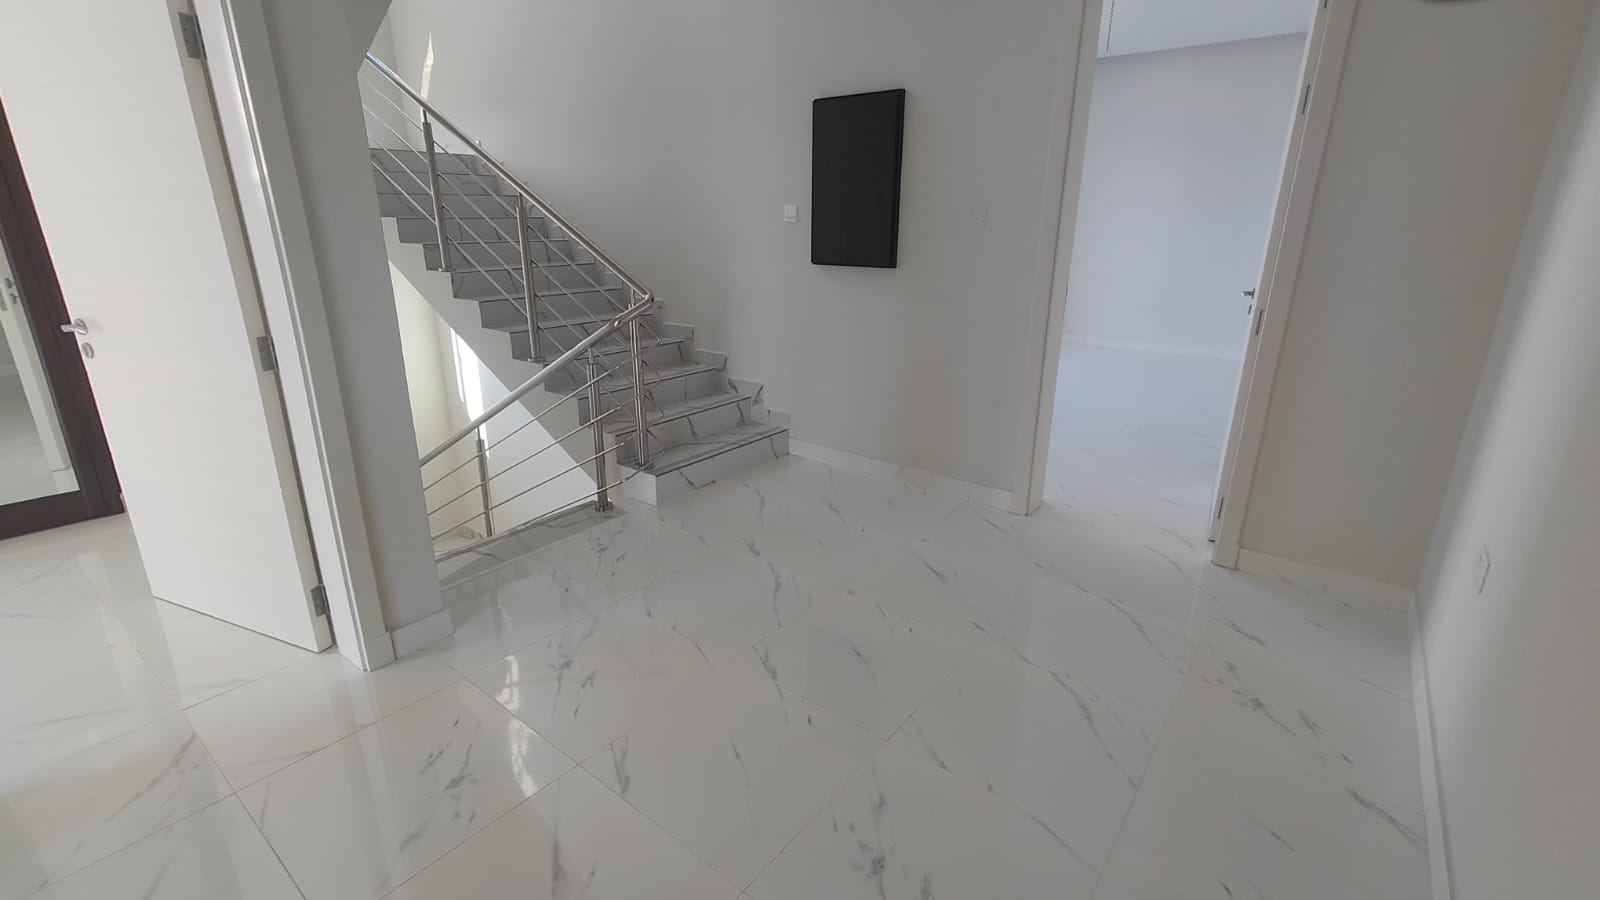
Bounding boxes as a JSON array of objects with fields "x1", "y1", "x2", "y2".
[
  {"x1": 1236, "y1": 0, "x2": 1594, "y2": 588},
  {"x1": 1417, "y1": 13, "x2": 1600, "y2": 897},
  {"x1": 1065, "y1": 34, "x2": 1305, "y2": 359},
  {"x1": 378, "y1": 0, "x2": 1088, "y2": 494},
  {"x1": 391, "y1": 267, "x2": 482, "y2": 538},
  {"x1": 255, "y1": 0, "x2": 444, "y2": 633}
]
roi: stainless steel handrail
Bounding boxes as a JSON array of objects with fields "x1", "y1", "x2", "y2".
[
  {"x1": 364, "y1": 53, "x2": 651, "y2": 304},
  {"x1": 419, "y1": 298, "x2": 653, "y2": 466}
]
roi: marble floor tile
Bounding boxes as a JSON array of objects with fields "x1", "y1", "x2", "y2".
[
  {"x1": 469, "y1": 608, "x2": 718, "y2": 761},
  {"x1": 534, "y1": 508, "x2": 725, "y2": 599},
  {"x1": 733, "y1": 594, "x2": 977, "y2": 740},
  {"x1": 387, "y1": 767, "x2": 742, "y2": 900},
  {"x1": 616, "y1": 554, "x2": 835, "y2": 663},
  {"x1": 1206, "y1": 568, "x2": 1413, "y2": 699},
  {"x1": 185, "y1": 649, "x2": 460, "y2": 789},
  {"x1": 0, "y1": 347, "x2": 1435, "y2": 900},
  {"x1": 653, "y1": 475, "x2": 866, "y2": 580},
  {"x1": 1047, "y1": 525, "x2": 1211, "y2": 625},
  {"x1": 904, "y1": 499, "x2": 1094, "y2": 583},
  {"x1": 583, "y1": 662, "x2": 880, "y2": 888},
  {"x1": 732, "y1": 455, "x2": 967, "y2": 535},
  {"x1": 123, "y1": 613, "x2": 312, "y2": 708},
  {"x1": 1092, "y1": 711, "x2": 1430, "y2": 900},
  {"x1": 0, "y1": 618, "x2": 177, "y2": 776},
  {"x1": 803, "y1": 530, "x2": 1026, "y2": 632},
  {"x1": 961, "y1": 568, "x2": 1195, "y2": 716},
  {"x1": 23, "y1": 798, "x2": 300, "y2": 900},
  {"x1": 0, "y1": 519, "x2": 186, "y2": 629},
  {"x1": 887, "y1": 651, "x2": 1164, "y2": 872},
  {"x1": 0, "y1": 714, "x2": 231, "y2": 899},
  {"x1": 238, "y1": 681, "x2": 573, "y2": 900},
  {"x1": 431, "y1": 564, "x2": 616, "y2": 676},
  {"x1": 1165, "y1": 619, "x2": 1424, "y2": 818},
  {"x1": 748, "y1": 742, "x2": 1100, "y2": 900}
]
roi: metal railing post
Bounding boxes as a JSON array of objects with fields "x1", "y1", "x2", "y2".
[
  {"x1": 421, "y1": 111, "x2": 452, "y2": 270},
  {"x1": 516, "y1": 200, "x2": 543, "y2": 362},
  {"x1": 474, "y1": 434, "x2": 494, "y2": 537},
  {"x1": 629, "y1": 302, "x2": 649, "y2": 468},
  {"x1": 588, "y1": 349, "x2": 613, "y2": 511}
]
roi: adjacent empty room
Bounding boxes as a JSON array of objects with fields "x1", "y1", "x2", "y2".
[{"x1": 1043, "y1": 1, "x2": 1314, "y2": 554}]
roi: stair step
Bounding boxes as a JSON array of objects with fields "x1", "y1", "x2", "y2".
[
  {"x1": 596, "y1": 361, "x2": 721, "y2": 394},
  {"x1": 606, "y1": 391, "x2": 750, "y2": 437},
  {"x1": 370, "y1": 147, "x2": 488, "y2": 177},
  {"x1": 634, "y1": 423, "x2": 790, "y2": 476},
  {"x1": 373, "y1": 168, "x2": 517, "y2": 197},
  {"x1": 511, "y1": 328, "x2": 685, "y2": 365},
  {"x1": 424, "y1": 240, "x2": 586, "y2": 270},
  {"x1": 589, "y1": 335, "x2": 690, "y2": 359},
  {"x1": 487, "y1": 305, "x2": 627, "y2": 333}
]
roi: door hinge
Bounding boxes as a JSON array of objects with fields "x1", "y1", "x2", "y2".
[
  {"x1": 309, "y1": 585, "x2": 330, "y2": 618},
  {"x1": 1215, "y1": 495, "x2": 1226, "y2": 520},
  {"x1": 1299, "y1": 82, "x2": 1313, "y2": 116},
  {"x1": 256, "y1": 335, "x2": 278, "y2": 372},
  {"x1": 1252, "y1": 307, "x2": 1266, "y2": 336},
  {"x1": 177, "y1": 11, "x2": 206, "y2": 59}
]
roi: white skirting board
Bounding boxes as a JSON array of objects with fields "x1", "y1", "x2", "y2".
[
  {"x1": 389, "y1": 608, "x2": 453, "y2": 658},
  {"x1": 1235, "y1": 548, "x2": 1414, "y2": 611},
  {"x1": 1409, "y1": 600, "x2": 1455, "y2": 900},
  {"x1": 1063, "y1": 333, "x2": 1244, "y2": 362},
  {"x1": 788, "y1": 440, "x2": 1021, "y2": 513}
]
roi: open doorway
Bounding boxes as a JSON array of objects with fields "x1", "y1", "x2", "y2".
[{"x1": 1039, "y1": 0, "x2": 1318, "y2": 560}]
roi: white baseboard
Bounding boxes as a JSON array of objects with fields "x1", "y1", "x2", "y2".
[
  {"x1": 788, "y1": 439, "x2": 1020, "y2": 512},
  {"x1": 1236, "y1": 548, "x2": 1414, "y2": 611},
  {"x1": 1409, "y1": 600, "x2": 1454, "y2": 900},
  {"x1": 389, "y1": 608, "x2": 453, "y2": 657},
  {"x1": 1064, "y1": 333, "x2": 1243, "y2": 362}
]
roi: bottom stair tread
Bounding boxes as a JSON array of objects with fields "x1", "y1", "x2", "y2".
[{"x1": 630, "y1": 423, "x2": 788, "y2": 475}]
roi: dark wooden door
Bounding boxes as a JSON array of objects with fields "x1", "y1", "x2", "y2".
[{"x1": 0, "y1": 96, "x2": 121, "y2": 538}]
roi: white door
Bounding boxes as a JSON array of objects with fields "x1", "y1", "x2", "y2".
[
  {"x1": 0, "y1": 0, "x2": 330, "y2": 649},
  {"x1": 1211, "y1": 0, "x2": 1351, "y2": 544}
]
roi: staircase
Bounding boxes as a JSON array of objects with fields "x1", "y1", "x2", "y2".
[{"x1": 360, "y1": 58, "x2": 787, "y2": 521}]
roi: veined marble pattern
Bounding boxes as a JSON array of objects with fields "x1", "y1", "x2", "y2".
[
  {"x1": 237, "y1": 681, "x2": 572, "y2": 900},
  {"x1": 0, "y1": 346, "x2": 1429, "y2": 899}
]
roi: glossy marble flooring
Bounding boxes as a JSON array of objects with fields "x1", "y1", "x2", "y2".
[{"x1": 0, "y1": 349, "x2": 1430, "y2": 899}]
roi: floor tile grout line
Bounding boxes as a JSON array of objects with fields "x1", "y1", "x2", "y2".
[
  {"x1": 1085, "y1": 596, "x2": 1225, "y2": 899},
  {"x1": 736, "y1": 653, "x2": 969, "y2": 895},
  {"x1": 420, "y1": 674, "x2": 748, "y2": 897},
  {"x1": 190, "y1": 661, "x2": 472, "y2": 794},
  {"x1": 174, "y1": 722, "x2": 308, "y2": 900}
]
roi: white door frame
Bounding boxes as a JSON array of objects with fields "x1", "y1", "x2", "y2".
[
  {"x1": 1010, "y1": 0, "x2": 1104, "y2": 516},
  {"x1": 1017, "y1": 0, "x2": 1359, "y2": 571},
  {"x1": 1210, "y1": 0, "x2": 1357, "y2": 566},
  {"x1": 194, "y1": 0, "x2": 395, "y2": 669}
]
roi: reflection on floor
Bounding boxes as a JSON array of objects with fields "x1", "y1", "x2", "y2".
[
  {"x1": 0, "y1": 367, "x2": 69, "y2": 506},
  {"x1": 1042, "y1": 344, "x2": 1239, "y2": 545},
  {"x1": 0, "y1": 364, "x2": 1429, "y2": 899}
]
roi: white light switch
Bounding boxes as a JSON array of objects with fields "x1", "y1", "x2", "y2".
[{"x1": 783, "y1": 204, "x2": 798, "y2": 223}]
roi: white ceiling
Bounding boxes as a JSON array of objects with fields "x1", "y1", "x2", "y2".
[{"x1": 1098, "y1": 0, "x2": 1316, "y2": 58}]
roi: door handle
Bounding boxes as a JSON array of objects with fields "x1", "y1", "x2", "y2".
[
  {"x1": 1241, "y1": 289, "x2": 1257, "y2": 299},
  {"x1": 59, "y1": 318, "x2": 88, "y2": 335}
]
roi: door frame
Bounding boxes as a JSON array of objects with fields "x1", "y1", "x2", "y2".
[
  {"x1": 193, "y1": 0, "x2": 395, "y2": 670},
  {"x1": 1016, "y1": 0, "x2": 1359, "y2": 571},
  {"x1": 1210, "y1": 0, "x2": 1357, "y2": 566},
  {"x1": 0, "y1": 97, "x2": 122, "y2": 538}
]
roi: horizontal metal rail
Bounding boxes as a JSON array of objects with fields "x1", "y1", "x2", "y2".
[
  {"x1": 419, "y1": 298, "x2": 653, "y2": 466},
  {"x1": 365, "y1": 53, "x2": 651, "y2": 304}
]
